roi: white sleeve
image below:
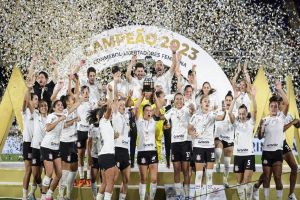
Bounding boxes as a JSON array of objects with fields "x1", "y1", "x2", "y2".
[
  {"x1": 164, "y1": 109, "x2": 173, "y2": 121},
  {"x1": 46, "y1": 114, "x2": 56, "y2": 124}
]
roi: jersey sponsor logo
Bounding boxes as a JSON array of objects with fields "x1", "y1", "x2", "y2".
[
  {"x1": 197, "y1": 140, "x2": 209, "y2": 144},
  {"x1": 122, "y1": 140, "x2": 128, "y2": 145},
  {"x1": 173, "y1": 134, "x2": 184, "y2": 139},
  {"x1": 237, "y1": 148, "x2": 249, "y2": 153},
  {"x1": 51, "y1": 142, "x2": 59, "y2": 147},
  {"x1": 143, "y1": 143, "x2": 154, "y2": 147},
  {"x1": 266, "y1": 143, "x2": 278, "y2": 147}
]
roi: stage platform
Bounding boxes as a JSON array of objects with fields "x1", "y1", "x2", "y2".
[{"x1": 0, "y1": 162, "x2": 299, "y2": 199}]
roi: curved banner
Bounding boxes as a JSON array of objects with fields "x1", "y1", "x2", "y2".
[{"x1": 61, "y1": 25, "x2": 232, "y2": 102}]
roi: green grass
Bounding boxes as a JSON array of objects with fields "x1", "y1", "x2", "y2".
[{"x1": 0, "y1": 154, "x2": 23, "y2": 162}]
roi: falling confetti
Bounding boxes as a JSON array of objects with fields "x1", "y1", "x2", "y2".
[{"x1": 0, "y1": 0, "x2": 299, "y2": 107}]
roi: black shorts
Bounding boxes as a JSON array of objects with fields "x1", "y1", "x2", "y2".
[
  {"x1": 192, "y1": 147, "x2": 215, "y2": 163},
  {"x1": 92, "y1": 157, "x2": 99, "y2": 169},
  {"x1": 31, "y1": 148, "x2": 42, "y2": 166},
  {"x1": 283, "y1": 140, "x2": 292, "y2": 155},
  {"x1": 234, "y1": 155, "x2": 256, "y2": 173},
  {"x1": 262, "y1": 150, "x2": 283, "y2": 167},
  {"x1": 214, "y1": 137, "x2": 220, "y2": 141},
  {"x1": 137, "y1": 151, "x2": 158, "y2": 165},
  {"x1": 40, "y1": 147, "x2": 60, "y2": 161},
  {"x1": 115, "y1": 147, "x2": 130, "y2": 171},
  {"x1": 171, "y1": 141, "x2": 192, "y2": 162},
  {"x1": 23, "y1": 142, "x2": 32, "y2": 161},
  {"x1": 98, "y1": 154, "x2": 116, "y2": 170},
  {"x1": 77, "y1": 131, "x2": 88, "y2": 149},
  {"x1": 59, "y1": 142, "x2": 78, "y2": 163},
  {"x1": 221, "y1": 140, "x2": 234, "y2": 149}
]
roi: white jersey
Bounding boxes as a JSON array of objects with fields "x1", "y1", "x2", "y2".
[
  {"x1": 129, "y1": 77, "x2": 144, "y2": 99},
  {"x1": 153, "y1": 70, "x2": 173, "y2": 95},
  {"x1": 41, "y1": 110, "x2": 68, "y2": 150},
  {"x1": 81, "y1": 79, "x2": 101, "y2": 107},
  {"x1": 99, "y1": 118, "x2": 115, "y2": 155},
  {"x1": 233, "y1": 118, "x2": 255, "y2": 156},
  {"x1": 215, "y1": 111, "x2": 234, "y2": 143},
  {"x1": 234, "y1": 92, "x2": 251, "y2": 113},
  {"x1": 136, "y1": 118, "x2": 157, "y2": 151},
  {"x1": 165, "y1": 107, "x2": 190, "y2": 143},
  {"x1": 60, "y1": 110, "x2": 78, "y2": 142},
  {"x1": 88, "y1": 124, "x2": 102, "y2": 158},
  {"x1": 106, "y1": 79, "x2": 128, "y2": 99},
  {"x1": 284, "y1": 113, "x2": 293, "y2": 138},
  {"x1": 189, "y1": 111, "x2": 216, "y2": 148},
  {"x1": 22, "y1": 108, "x2": 36, "y2": 142},
  {"x1": 112, "y1": 111, "x2": 130, "y2": 149},
  {"x1": 262, "y1": 112, "x2": 286, "y2": 151},
  {"x1": 77, "y1": 101, "x2": 93, "y2": 132},
  {"x1": 31, "y1": 113, "x2": 47, "y2": 149},
  {"x1": 184, "y1": 97, "x2": 197, "y2": 111}
]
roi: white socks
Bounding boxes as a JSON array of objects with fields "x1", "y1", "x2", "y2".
[
  {"x1": 91, "y1": 182, "x2": 98, "y2": 197},
  {"x1": 237, "y1": 184, "x2": 245, "y2": 200},
  {"x1": 59, "y1": 170, "x2": 69, "y2": 196},
  {"x1": 96, "y1": 193, "x2": 104, "y2": 200},
  {"x1": 215, "y1": 148, "x2": 222, "y2": 164},
  {"x1": 276, "y1": 189, "x2": 283, "y2": 200},
  {"x1": 29, "y1": 184, "x2": 37, "y2": 195},
  {"x1": 87, "y1": 165, "x2": 91, "y2": 179},
  {"x1": 224, "y1": 156, "x2": 231, "y2": 179},
  {"x1": 150, "y1": 183, "x2": 157, "y2": 200},
  {"x1": 78, "y1": 166, "x2": 84, "y2": 179},
  {"x1": 139, "y1": 183, "x2": 146, "y2": 200},
  {"x1": 264, "y1": 188, "x2": 270, "y2": 200},
  {"x1": 119, "y1": 193, "x2": 126, "y2": 200},
  {"x1": 66, "y1": 171, "x2": 77, "y2": 198},
  {"x1": 246, "y1": 183, "x2": 253, "y2": 200},
  {"x1": 104, "y1": 192, "x2": 112, "y2": 200},
  {"x1": 174, "y1": 182, "x2": 182, "y2": 196},
  {"x1": 195, "y1": 171, "x2": 203, "y2": 200},
  {"x1": 183, "y1": 185, "x2": 189, "y2": 198},
  {"x1": 22, "y1": 188, "x2": 28, "y2": 198}
]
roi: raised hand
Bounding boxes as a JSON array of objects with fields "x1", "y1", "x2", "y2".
[
  {"x1": 79, "y1": 59, "x2": 86, "y2": 67},
  {"x1": 275, "y1": 80, "x2": 282, "y2": 91},
  {"x1": 131, "y1": 54, "x2": 137, "y2": 65},
  {"x1": 48, "y1": 55, "x2": 58, "y2": 65},
  {"x1": 170, "y1": 42, "x2": 178, "y2": 53},
  {"x1": 234, "y1": 91, "x2": 241, "y2": 99},
  {"x1": 192, "y1": 64, "x2": 196, "y2": 71}
]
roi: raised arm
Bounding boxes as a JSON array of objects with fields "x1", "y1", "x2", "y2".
[
  {"x1": 230, "y1": 61, "x2": 242, "y2": 91},
  {"x1": 27, "y1": 53, "x2": 38, "y2": 79},
  {"x1": 72, "y1": 59, "x2": 86, "y2": 74},
  {"x1": 125, "y1": 90, "x2": 134, "y2": 107},
  {"x1": 191, "y1": 64, "x2": 197, "y2": 90},
  {"x1": 112, "y1": 80, "x2": 119, "y2": 113},
  {"x1": 168, "y1": 44, "x2": 178, "y2": 75},
  {"x1": 275, "y1": 80, "x2": 289, "y2": 115},
  {"x1": 228, "y1": 92, "x2": 241, "y2": 123},
  {"x1": 50, "y1": 80, "x2": 64, "y2": 102},
  {"x1": 284, "y1": 119, "x2": 299, "y2": 132},
  {"x1": 126, "y1": 54, "x2": 137, "y2": 83},
  {"x1": 243, "y1": 60, "x2": 251, "y2": 84},
  {"x1": 48, "y1": 55, "x2": 59, "y2": 83},
  {"x1": 103, "y1": 100, "x2": 113, "y2": 120},
  {"x1": 257, "y1": 119, "x2": 265, "y2": 139},
  {"x1": 175, "y1": 66, "x2": 183, "y2": 93}
]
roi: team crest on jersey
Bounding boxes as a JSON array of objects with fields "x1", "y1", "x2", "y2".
[
  {"x1": 28, "y1": 153, "x2": 32, "y2": 159},
  {"x1": 263, "y1": 160, "x2": 268, "y2": 164},
  {"x1": 67, "y1": 155, "x2": 71, "y2": 162},
  {"x1": 141, "y1": 158, "x2": 146, "y2": 164},
  {"x1": 235, "y1": 166, "x2": 239, "y2": 171},
  {"x1": 196, "y1": 154, "x2": 201, "y2": 161},
  {"x1": 32, "y1": 159, "x2": 36, "y2": 164}
]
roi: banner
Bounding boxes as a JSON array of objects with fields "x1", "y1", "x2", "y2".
[{"x1": 61, "y1": 25, "x2": 232, "y2": 102}]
